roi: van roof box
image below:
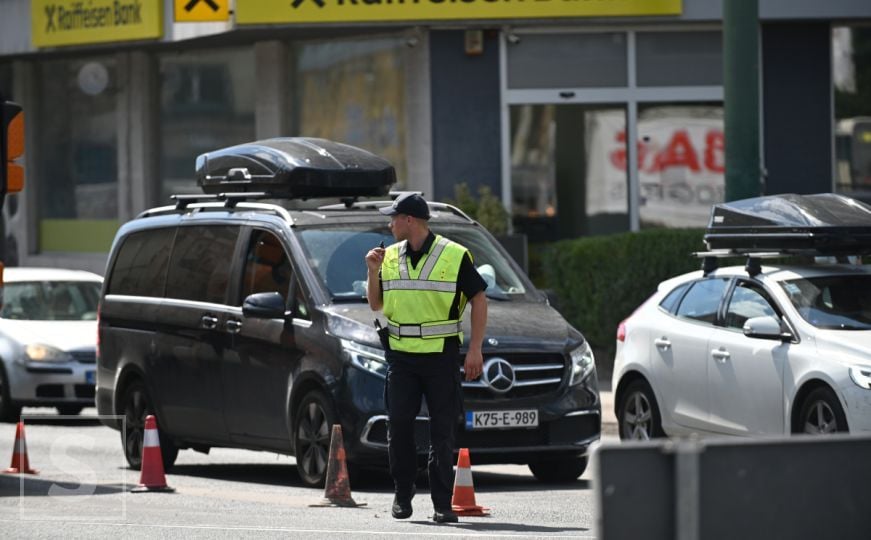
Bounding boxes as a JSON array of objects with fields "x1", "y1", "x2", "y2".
[
  {"x1": 704, "y1": 193, "x2": 871, "y2": 255},
  {"x1": 196, "y1": 138, "x2": 396, "y2": 198}
]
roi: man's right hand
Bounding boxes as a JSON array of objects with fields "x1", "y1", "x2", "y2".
[{"x1": 365, "y1": 247, "x2": 385, "y2": 273}]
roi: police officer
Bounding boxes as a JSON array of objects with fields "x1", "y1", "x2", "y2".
[{"x1": 365, "y1": 192, "x2": 487, "y2": 524}]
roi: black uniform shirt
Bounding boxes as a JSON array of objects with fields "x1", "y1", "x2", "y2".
[{"x1": 383, "y1": 231, "x2": 487, "y2": 357}]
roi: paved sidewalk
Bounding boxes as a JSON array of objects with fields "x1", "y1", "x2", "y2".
[{"x1": 599, "y1": 377, "x2": 617, "y2": 435}]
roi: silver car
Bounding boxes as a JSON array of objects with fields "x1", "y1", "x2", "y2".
[{"x1": 0, "y1": 267, "x2": 103, "y2": 421}]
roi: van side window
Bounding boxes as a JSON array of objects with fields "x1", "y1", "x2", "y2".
[
  {"x1": 293, "y1": 283, "x2": 310, "y2": 320},
  {"x1": 107, "y1": 228, "x2": 175, "y2": 297},
  {"x1": 166, "y1": 226, "x2": 239, "y2": 304},
  {"x1": 240, "y1": 230, "x2": 291, "y2": 304}
]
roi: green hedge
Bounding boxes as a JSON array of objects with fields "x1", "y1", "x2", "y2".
[{"x1": 541, "y1": 229, "x2": 707, "y2": 364}]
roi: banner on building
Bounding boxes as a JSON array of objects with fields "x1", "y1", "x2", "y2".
[
  {"x1": 236, "y1": 0, "x2": 682, "y2": 25},
  {"x1": 32, "y1": 0, "x2": 162, "y2": 48}
]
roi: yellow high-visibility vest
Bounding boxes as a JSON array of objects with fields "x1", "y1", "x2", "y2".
[{"x1": 382, "y1": 235, "x2": 469, "y2": 353}]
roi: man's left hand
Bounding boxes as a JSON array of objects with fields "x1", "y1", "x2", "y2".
[{"x1": 464, "y1": 347, "x2": 483, "y2": 381}]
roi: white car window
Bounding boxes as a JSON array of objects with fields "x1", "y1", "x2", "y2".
[
  {"x1": 780, "y1": 275, "x2": 871, "y2": 330},
  {"x1": 725, "y1": 282, "x2": 778, "y2": 329},
  {"x1": 675, "y1": 278, "x2": 729, "y2": 324}
]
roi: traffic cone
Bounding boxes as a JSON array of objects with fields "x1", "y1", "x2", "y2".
[
  {"x1": 451, "y1": 447, "x2": 489, "y2": 516},
  {"x1": 4, "y1": 421, "x2": 37, "y2": 474},
  {"x1": 309, "y1": 424, "x2": 365, "y2": 507},
  {"x1": 131, "y1": 415, "x2": 174, "y2": 493}
]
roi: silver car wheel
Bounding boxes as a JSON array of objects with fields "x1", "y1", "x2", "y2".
[
  {"x1": 622, "y1": 391, "x2": 654, "y2": 440},
  {"x1": 803, "y1": 400, "x2": 837, "y2": 434}
]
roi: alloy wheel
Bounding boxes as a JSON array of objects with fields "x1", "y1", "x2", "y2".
[
  {"x1": 122, "y1": 385, "x2": 148, "y2": 469},
  {"x1": 296, "y1": 400, "x2": 330, "y2": 484},
  {"x1": 803, "y1": 400, "x2": 837, "y2": 434},
  {"x1": 622, "y1": 391, "x2": 654, "y2": 440}
]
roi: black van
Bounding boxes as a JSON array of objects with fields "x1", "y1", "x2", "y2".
[{"x1": 96, "y1": 138, "x2": 601, "y2": 487}]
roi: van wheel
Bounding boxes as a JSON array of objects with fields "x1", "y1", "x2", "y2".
[
  {"x1": 796, "y1": 387, "x2": 848, "y2": 434},
  {"x1": 0, "y1": 365, "x2": 22, "y2": 423},
  {"x1": 120, "y1": 380, "x2": 179, "y2": 471},
  {"x1": 528, "y1": 456, "x2": 587, "y2": 483},
  {"x1": 618, "y1": 379, "x2": 664, "y2": 440},
  {"x1": 294, "y1": 390, "x2": 337, "y2": 488},
  {"x1": 56, "y1": 405, "x2": 84, "y2": 416}
]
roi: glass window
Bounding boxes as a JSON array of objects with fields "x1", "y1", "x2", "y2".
[
  {"x1": 159, "y1": 47, "x2": 256, "y2": 204},
  {"x1": 725, "y1": 281, "x2": 777, "y2": 329},
  {"x1": 239, "y1": 230, "x2": 291, "y2": 304},
  {"x1": 165, "y1": 226, "x2": 239, "y2": 304},
  {"x1": 660, "y1": 282, "x2": 690, "y2": 314},
  {"x1": 1, "y1": 281, "x2": 101, "y2": 321},
  {"x1": 676, "y1": 278, "x2": 728, "y2": 324},
  {"x1": 637, "y1": 104, "x2": 724, "y2": 228},
  {"x1": 294, "y1": 36, "x2": 407, "y2": 182},
  {"x1": 780, "y1": 275, "x2": 871, "y2": 330},
  {"x1": 107, "y1": 228, "x2": 175, "y2": 297},
  {"x1": 37, "y1": 56, "x2": 119, "y2": 253},
  {"x1": 636, "y1": 31, "x2": 723, "y2": 87},
  {"x1": 292, "y1": 284, "x2": 310, "y2": 320},
  {"x1": 507, "y1": 33, "x2": 627, "y2": 89},
  {"x1": 510, "y1": 104, "x2": 628, "y2": 242},
  {"x1": 833, "y1": 26, "x2": 871, "y2": 195}
]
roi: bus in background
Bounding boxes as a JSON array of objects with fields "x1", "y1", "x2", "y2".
[{"x1": 836, "y1": 117, "x2": 871, "y2": 192}]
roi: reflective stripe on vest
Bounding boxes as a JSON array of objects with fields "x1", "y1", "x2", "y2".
[{"x1": 382, "y1": 235, "x2": 468, "y2": 354}]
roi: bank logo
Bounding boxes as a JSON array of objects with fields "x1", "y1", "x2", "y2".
[{"x1": 482, "y1": 357, "x2": 515, "y2": 394}]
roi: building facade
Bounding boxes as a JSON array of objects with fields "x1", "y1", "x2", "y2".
[{"x1": 0, "y1": 0, "x2": 870, "y2": 273}]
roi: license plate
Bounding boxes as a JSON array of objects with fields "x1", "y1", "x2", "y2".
[
  {"x1": 465, "y1": 409, "x2": 538, "y2": 430},
  {"x1": 86, "y1": 371, "x2": 95, "y2": 385}
]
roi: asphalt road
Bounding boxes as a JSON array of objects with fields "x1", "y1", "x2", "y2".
[{"x1": 0, "y1": 408, "x2": 616, "y2": 539}]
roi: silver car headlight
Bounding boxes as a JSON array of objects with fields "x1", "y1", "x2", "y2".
[
  {"x1": 569, "y1": 341, "x2": 595, "y2": 386},
  {"x1": 341, "y1": 339, "x2": 387, "y2": 378},
  {"x1": 25, "y1": 344, "x2": 73, "y2": 363},
  {"x1": 849, "y1": 365, "x2": 871, "y2": 390}
]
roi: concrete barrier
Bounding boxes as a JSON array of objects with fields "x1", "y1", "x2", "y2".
[{"x1": 595, "y1": 434, "x2": 871, "y2": 540}]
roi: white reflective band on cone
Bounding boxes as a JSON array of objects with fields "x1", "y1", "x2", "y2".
[
  {"x1": 455, "y1": 466, "x2": 473, "y2": 487},
  {"x1": 143, "y1": 429, "x2": 160, "y2": 447}
]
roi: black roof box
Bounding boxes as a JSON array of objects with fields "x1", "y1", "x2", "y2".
[
  {"x1": 195, "y1": 138, "x2": 396, "y2": 198},
  {"x1": 704, "y1": 193, "x2": 871, "y2": 254}
]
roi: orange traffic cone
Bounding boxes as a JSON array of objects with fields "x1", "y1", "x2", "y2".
[
  {"x1": 131, "y1": 415, "x2": 174, "y2": 493},
  {"x1": 4, "y1": 421, "x2": 37, "y2": 474},
  {"x1": 309, "y1": 424, "x2": 365, "y2": 507},
  {"x1": 451, "y1": 447, "x2": 489, "y2": 516}
]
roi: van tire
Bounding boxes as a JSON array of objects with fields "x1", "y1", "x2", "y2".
[
  {"x1": 120, "y1": 379, "x2": 179, "y2": 471},
  {"x1": 294, "y1": 390, "x2": 337, "y2": 488},
  {"x1": 0, "y1": 365, "x2": 22, "y2": 423},
  {"x1": 528, "y1": 456, "x2": 587, "y2": 483}
]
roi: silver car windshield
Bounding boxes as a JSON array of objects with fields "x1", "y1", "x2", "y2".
[
  {"x1": 779, "y1": 275, "x2": 871, "y2": 330},
  {"x1": 1, "y1": 281, "x2": 102, "y2": 321},
  {"x1": 297, "y1": 223, "x2": 532, "y2": 302}
]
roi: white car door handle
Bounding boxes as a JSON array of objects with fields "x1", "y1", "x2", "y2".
[
  {"x1": 654, "y1": 337, "x2": 671, "y2": 350},
  {"x1": 711, "y1": 349, "x2": 730, "y2": 362}
]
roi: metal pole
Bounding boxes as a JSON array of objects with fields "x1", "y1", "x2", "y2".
[{"x1": 723, "y1": 0, "x2": 762, "y2": 201}]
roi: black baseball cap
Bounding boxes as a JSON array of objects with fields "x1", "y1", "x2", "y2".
[{"x1": 379, "y1": 192, "x2": 431, "y2": 220}]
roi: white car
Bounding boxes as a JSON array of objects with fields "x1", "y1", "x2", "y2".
[
  {"x1": 0, "y1": 268, "x2": 103, "y2": 421},
  {"x1": 612, "y1": 261, "x2": 871, "y2": 440}
]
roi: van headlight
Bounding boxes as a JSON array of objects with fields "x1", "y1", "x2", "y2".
[
  {"x1": 569, "y1": 341, "x2": 595, "y2": 386},
  {"x1": 849, "y1": 365, "x2": 871, "y2": 390},
  {"x1": 341, "y1": 339, "x2": 387, "y2": 378},
  {"x1": 25, "y1": 344, "x2": 72, "y2": 363}
]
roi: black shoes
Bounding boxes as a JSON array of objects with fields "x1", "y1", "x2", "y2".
[
  {"x1": 391, "y1": 495, "x2": 413, "y2": 519},
  {"x1": 432, "y1": 508, "x2": 459, "y2": 523}
]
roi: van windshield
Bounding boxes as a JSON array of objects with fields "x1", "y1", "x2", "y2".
[
  {"x1": 779, "y1": 274, "x2": 871, "y2": 330},
  {"x1": 296, "y1": 223, "x2": 535, "y2": 302}
]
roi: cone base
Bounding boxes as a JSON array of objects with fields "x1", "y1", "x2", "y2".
[
  {"x1": 131, "y1": 484, "x2": 175, "y2": 493},
  {"x1": 4, "y1": 467, "x2": 38, "y2": 475},
  {"x1": 452, "y1": 505, "x2": 490, "y2": 516},
  {"x1": 309, "y1": 497, "x2": 367, "y2": 508}
]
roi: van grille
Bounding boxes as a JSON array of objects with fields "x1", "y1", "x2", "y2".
[{"x1": 461, "y1": 353, "x2": 566, "y2": 400}]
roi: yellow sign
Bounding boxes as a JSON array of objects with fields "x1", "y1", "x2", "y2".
[
  {"x1": 175, "y1": 0, "x2": 229, "y2": 22},
  {"x1": 32, "y1": 0, "x2": 162, "y2": 48},
  {"x1": 237, "y1": 0, "x2": 681, "y2": 25}
]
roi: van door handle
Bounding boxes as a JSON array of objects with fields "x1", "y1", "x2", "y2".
[
  {"x1": 711, "y1": 348, "x2": 730, "y2": 362},
  {"x1": 653, "y1": 337, "x2": 671, "y2": 350},
  {"x1": 226, "y1": 319, "x2": 242, "y2": 334},
  {"x1": 201, "y1": 315, "x2": 218, "y2": 329}
]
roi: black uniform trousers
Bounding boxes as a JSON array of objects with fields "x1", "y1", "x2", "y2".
[{"x1": 385, "y1": 349, "x2": 461, "y2": 510}]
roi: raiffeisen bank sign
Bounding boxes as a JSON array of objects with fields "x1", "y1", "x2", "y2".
[
  {"x1": 32, "y1": 0, "x2": 162, "y2": 48},
  {"x1": 236, "y1": 0, "x2": 682, "y2": 25}
]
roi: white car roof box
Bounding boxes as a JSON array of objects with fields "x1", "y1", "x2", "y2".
[
  {"x1": 195, "y1": 138, "x2": 396, "y2": 198},
  {"x1": 704, "y1": 193, "x2": 871, "y2": 255}
]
